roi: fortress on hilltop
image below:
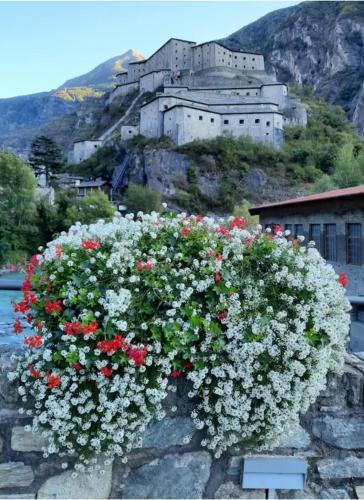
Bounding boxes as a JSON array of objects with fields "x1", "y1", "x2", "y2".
[{"x1": 72, "y1": 38, "x2": 307, "y2": 163}]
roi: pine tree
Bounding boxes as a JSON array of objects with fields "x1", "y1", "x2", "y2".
[{"x1": 28, "y1": 135, "x2": 65, "y2": 185}]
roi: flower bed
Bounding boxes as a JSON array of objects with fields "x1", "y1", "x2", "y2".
[{"x1": 10, "y1": 212, "x2": 351, "y2": 473}]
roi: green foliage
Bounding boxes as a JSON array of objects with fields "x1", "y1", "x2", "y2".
[
  {"x1": 54, "y1": 87, "x2": 103, "y2": 102},
  {"x1": 65, "y1": 191, "x2": 116, "y2": 226},
  {"x1": 123, "y1": 183, "x2": 162, "y2": 213},
  {"x1": 332, "y1": 143, "x2": 364, "y2": 188},
  {"x1": 28, "y1": 135, "x2": 65, "y2": 185},
  {"x1": 71, "y1": 146, "x2": 124, "y2": 180},
  {"x1": 0, "y1": 152, "x2": 38, "y2": 264}
]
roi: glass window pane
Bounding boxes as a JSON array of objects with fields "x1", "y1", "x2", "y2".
[
  {"x1": 324, "y1": 224, "x2": 336, "y2": 261},
  {"x1": 294, "y1": 224, "x2": 304, "y2": 238},
  {"x1": 310, "y1": 224, "x2": 322, "y2": 254},
  {"x1": 347, "y1": 223, "x2": 362, "y2": 265}
]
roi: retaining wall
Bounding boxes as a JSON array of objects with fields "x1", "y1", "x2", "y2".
[{"x1": 1, "y1": 344, "x2": 364, "y2": 499}]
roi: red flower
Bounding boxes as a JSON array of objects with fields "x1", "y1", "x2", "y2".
[
  {"x1": 217, "y1": 225, "x2": 230, "y2": 238},
  {"x1": 26, "y1": 313, "x2": 33, "y2": 324},
  {"x1": 30, "y1": 254, "x2": 41, "y2": 267},
  {"x1": 13, "y1": 300, "x2": 29, "y2": 314},
  {"x1": 171, "y1": 370, "x2": 181, "y2": 379},
  {"x1": 24, "y1": 335, "x2": 43, "y2": 348},
  {"x1": 13, "y1": 318, "x2": 23, "y2": 334},
  {"x1": 55, "y1": 246, "x2": 63, "y2": 258},
  {"x1": 45, "y1": 372, "x2": 61, "y2": 389},
  {"x1": 136, "y1": 260, "x2": 143, "y2": 272},
  {"x1": 82, "y1": 321, "x2": 98, "y2": 335},
  {"x1": 196, "y1": 215, "x2": 204, "y2": 223},
  {"x1": 128, "y1": 346, "x2": 148, "y2": 367},
  {"x1": 26, "y1": 263, "x2": 35, "y2": 276},
  {"x1": 35, "y1": 320, "x2": 43, "y2": 332},
  {"x1": 209, "y1": 249, "x2": 215, "y2": 257},
  {"x1": 273, "y1": 224, "x2": 283, "y2": 235},
  {"x1": 183, "y1": 360, "x2": 192, "y2": 370},
  {"x1": 338, "y1": 272, "x2": 348, "y2": 287},
  {"x1": 100, "y1": 367, "x2": 113, "y2": 377},
  {"x1": 28, "y1": 364, "x2": 41, "y2": 378},
  {"x1": 245, "y1": 235, "x2": 254, "y2": 247},
  {"x1": 81, "y1": 238, "x2": 100, "y2": 250},
  {"x1": 45, "y1": 300, "x2": 62, "y2": 314},
  {"x1": 215, "y1": 272, "x2": 221, "y2": 283},
  {"x1": 72, "y1": 363, "x2": 82, "y2": 371},
  {"x1": 21, "y1": 277, "x2": 32, "y2": 292},
  {"x1": 229, "y1": 216, "x2": 247, "y2": 230},
  {"x1": 144, "y1": 259, "x2": 154, "y2": 271},
  {"x1": 97, "y1": 335, "x2": 128, "y2": 354},
  {"x1": 181, "y1": 226, "x2": 192, "y2": 237},
  {"x1": 64, "y1": 321, "x2": 82, "y2": 335},
  {"x1": 217, "y1": 253, "x2": 223, "y2": 263},
  {"x1": 217, "y1": 311, "x2": 227, "y2": 321}
]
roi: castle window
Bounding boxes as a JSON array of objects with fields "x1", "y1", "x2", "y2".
[
  {"x1": 235, "y1": 65, "x2": 237, "y2": 68},
  {"x1": 222, "y1": 59, "x2": 224, "y2": 62},
  {"x1": 243, "y1": 65, "x2": 246, "y2": 69},
  {"x1": 346, "y1": 223, "x2": 362, "y2": 265},
  {"x1": 210, "y1": 118, "x2": 214, "y2": 123},
  {"x1": 239, "y1": 119, "x2": 244, "y2": 124},
  {"x1": 187, "y1": 114, "x2": 191, "y2": 118},
  {"x1": 252, "y1": 57, "x2": 255, "y2": 61},
  {"x1": 234, "y1": 56, "x2": 237, "y2": 59},
  {"x1": 255, "y1": 118, "x2": 260, "y2": 124},
  {"x1": 224, "y1": 119, "x2": 229, "y2": 124},
  {"x1": 199, "y1": 116, "x2": 203, "y2": 121},
  {"x1": 266, "y1": 121, "x2": 271, "y2": 126},
  {"x1": 243, "y1": 56, "x2": 246, "y2": 60},
  {"x1": 164, "y1": 105, "x2": 168, "y2": 110},
  {"x1": 252, "y1": 67, "x2": 255, "y2": 70},
  {"x1": 246, "y1": 92, "x2": 250, "y2": 96}
]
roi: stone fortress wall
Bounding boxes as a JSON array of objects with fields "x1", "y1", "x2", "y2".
[
  {"x1": 72, "y1": 37, "x2": 307, "y2": 162},
  {"x1": 1, "y1": 342, "x2": 364, "y2": 499}
]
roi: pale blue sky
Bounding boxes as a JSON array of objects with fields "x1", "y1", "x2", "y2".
[{"x1": 0, "y1": 1, "x2": 301, "y2": 99}]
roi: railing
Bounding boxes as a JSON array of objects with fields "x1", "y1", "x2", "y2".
[{"x1": 110, "y1": 153, "x2": 130, "y2": 201}]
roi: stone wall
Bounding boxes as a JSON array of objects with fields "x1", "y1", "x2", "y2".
[{"x1": 1, "y1": 343, "x2": 364, "y2": 499}]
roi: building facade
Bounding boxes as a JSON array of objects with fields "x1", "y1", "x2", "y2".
[{"x1": 250, "y1": 186, "x2": 364, "y2": 296}]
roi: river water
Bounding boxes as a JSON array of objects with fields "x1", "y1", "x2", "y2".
[{"x1": 0, "y1": 273, "x2": 29, "y2": 345}]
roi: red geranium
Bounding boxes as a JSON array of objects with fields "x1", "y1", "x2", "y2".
[
  {"x1": 215, "y1": 272, "x2": 221, "y2": 283},
  {"x1": 82, "y1": 321, "x2": 98, "y2": 335},
  {"x1": 24, "y1": 335, "x2": 43, "y2": 348},
  {"x1": 45, "y1": 300, "x2": 62, "y2": 314},
  {"x1": 64, "y1": 321, "x2": 82, "y2": 335},
  {"x1": 338, "y1": 272, "x2": 348, "y2": 287},
  {"x1": 97, "y1": 335, "x2": 128, "y2": 354},
  {"x1": 13, "y1": 318, "x2": 23, "y2": 334},
  {"x1": 183, "y1": 360, "x2": 192, "y2": 370},
  {"x1": 217, "y1": 311, "x2": 227, "y2": 321},
  {"x1": 229, "y1": 216, "x2": 247, "y2": 230},
  {"x1": 81, "y1": 238, "x2": 100, "y2": 250},
  {"x1": 181, "y1": 226, "x2": 192, "y2": 237},
  {"x1": 171, "y1": 370, "x2": 181, "y2": 379},
  {"x1": 28, "y1": 364, "x2": 41, "y2": 378},
  {"x1": 100, "y1": 367, "x2": 113, "y2": 377},
  {"x1": 128, "y1": 346, "x2": 148, "y2": 367},
  {"x1": 217, "y1": 225, "x2": 230, "y2": 238},
  {"x1": 45, "y1": 372, "x2": 61, "y2": 389}
]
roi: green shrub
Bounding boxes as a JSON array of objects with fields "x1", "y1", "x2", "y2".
[{"x1": 123, "y1": 183, "x2": 162, "y2": 213}]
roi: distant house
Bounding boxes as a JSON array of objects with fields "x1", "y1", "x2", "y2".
[
  {"x1": 74, "y1": 178, "x2": 110, "y2": 198},
  {"x1": 250, "y1": 186, "x2": 364, "y2": 296}
]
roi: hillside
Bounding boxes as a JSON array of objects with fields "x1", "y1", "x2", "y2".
[
  {"x1": 220, "y1": 1, "x2": 364, "y2": 136},
  {"x1": 59, "y1": 50, "x2": 144, "y2": 91},
  {"x1": 0, "y1": 50, "x2": 143, "y2": 157}
]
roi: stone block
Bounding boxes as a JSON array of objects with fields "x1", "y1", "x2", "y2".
[
  {"x1": 312, "y1": 416, "x2": 364, "y2": 449},
  {"x1": 0, "y1": 495, "x2": 35, "y2": 499},
  {"x1": 11, "y1": 426, "x2": 48, "y2": 452},
  {"x1": 228, "y1": 455, "x2": 242, "y2": 476},
  {"x1": 356, "y1": 486, "x2": 364, "y2": 499},
  {"x1": 0, "y1": 435, "x2": 3, "y2": 452},
  {"x1": 37, "y1": 459, "x2": 113, "y2": 499},
  {"x1": 276, "y1": 424, "x2": 311, "y2": 449},
  {"x1": 214, "y1": 481, "x2": 265, "y2": 499},
  {"x1": 318, "y1": 457, "x2": 364, "y2": 479},
  {"x1": 0, "y1": 462, "x2": 34, "y2": 487},
  {"x1": 319, "y1": 489, "x2": 350, "y2": 499},
  {"x1": 142, "y1": 416, "x2": 196, "y2": 449},
  {"x1": 122, "y1": 451, "x2": 211, "y2": 498}
]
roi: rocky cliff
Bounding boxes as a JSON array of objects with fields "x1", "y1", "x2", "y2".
[{"x1": 220, "y1": 1, "x2": 364, "y2": 135}]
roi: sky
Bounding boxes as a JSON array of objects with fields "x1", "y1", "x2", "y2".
[{"x1": 0, "y1": 0, "x2": 301, "y2": 99}]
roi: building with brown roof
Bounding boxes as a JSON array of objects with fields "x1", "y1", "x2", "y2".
[{"x1": 250, "y1": 186, "x2": 364, "y2": 296}]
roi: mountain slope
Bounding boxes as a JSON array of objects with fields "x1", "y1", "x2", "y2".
[
  {"x1": 0, "y1": 50, "x2": 143, "y2": 157},
  {"x1": 220, "y1": 1, "x2": 364, "y2": 135},
  {"x1": 59, "y1": 50, "x2": 144, "y2": 91}
]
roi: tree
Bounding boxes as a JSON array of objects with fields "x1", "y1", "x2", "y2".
[
  {"x1": 0, "y1": 152, "x2": 38, "y2": 264},
  {"x1": 332, "y1": 143, "x2": 364, "y2": 188},
  {"x1": 28, "y1": 135, "x2": 65, "y2": 185},
  {"x1": 123, "y1": 183, "x2": 162, "y2": 213},
  {"x1": 65, "y1": 191, "x2": 116, "y2": 226}
]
